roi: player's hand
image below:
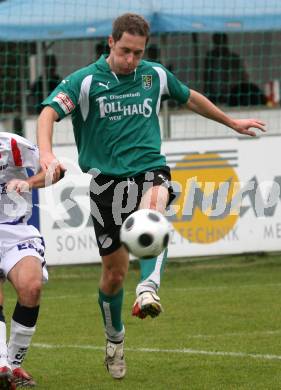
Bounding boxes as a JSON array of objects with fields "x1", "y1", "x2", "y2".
[
  {"x1": 40, "y1": 151, "x2": 66, "y2": 184},
  {"x1": 231, "y1": 119, "x2": 266, "y2": 137},
  {"x1": 6, "y1": 179, "x2": 30, "y2": 193}
]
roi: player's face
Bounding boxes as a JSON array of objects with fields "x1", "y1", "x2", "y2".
[{"x1": 107, "y1": 32, "x2": 146, "y2": 75}]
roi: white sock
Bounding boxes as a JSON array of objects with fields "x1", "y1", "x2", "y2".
[
  {"x1": 136, "y1": 280, "x2": 158, "y2": 296},
  {"x1": 8, "y1": 319, "x2": 36, "y2": 369},
  {"x1": 0, "y1": 321, "x2": 8, "y2": 368},
  {"x1": 136, "y1": 250, "x2": 167, "y2": 296}
]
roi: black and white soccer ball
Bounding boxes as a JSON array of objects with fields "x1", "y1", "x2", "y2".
[{"x1": 120, "y1": 209, "x2": 171, "y2": 258}]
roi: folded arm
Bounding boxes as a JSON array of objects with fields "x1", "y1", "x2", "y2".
[{"x1": 6, "y1": 168, "x2": 64, "y2": 193}]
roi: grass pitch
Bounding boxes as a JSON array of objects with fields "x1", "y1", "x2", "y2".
[{"x1": 4, "y1": 252, "x2": 281, "y2": 389}]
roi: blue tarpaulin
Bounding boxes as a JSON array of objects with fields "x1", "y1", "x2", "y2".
[{"x1": 0, "y1": 0, "x2": 281, "y2": 41}]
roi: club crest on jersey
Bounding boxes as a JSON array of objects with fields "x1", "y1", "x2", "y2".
[{"x1": 142, "y1": 75, "x2": 152, "y2": 90}]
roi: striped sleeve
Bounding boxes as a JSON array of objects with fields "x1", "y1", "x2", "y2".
[
  {"x1": 11, "y1": 137, "x2": 23, "y2": 167},
  {"x1": 10, "y1": 136, "x2": 40, "y2": 173}
]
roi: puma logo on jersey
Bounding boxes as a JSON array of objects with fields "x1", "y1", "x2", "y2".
[{"x1": 98, "y1": 81, "x2": 110, "y2": 90}]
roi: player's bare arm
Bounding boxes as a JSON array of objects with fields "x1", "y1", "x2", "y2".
[
  {"x1": 6, "y1": 168, "x2": 64, "y2": 194},
  {"x1": 187, "y1": 89, "x2": 266, "y2": 136},
  {"x1": 37, "y1": 106, "x2": 65, "y2": 181}
]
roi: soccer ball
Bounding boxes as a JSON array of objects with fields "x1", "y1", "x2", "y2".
[{"x1": 120, "y1": 209, "x2": 171, "y2": 258}]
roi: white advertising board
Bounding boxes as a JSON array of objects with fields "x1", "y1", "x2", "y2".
[
  {"x1": 39, "y1": 136, "x2": 281, "y2": 265},
  {"x1": 38, "y1": 146, "x2": 95, "y2": 265}
]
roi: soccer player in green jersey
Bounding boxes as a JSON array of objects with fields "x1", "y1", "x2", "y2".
[{"x1": 37, "y1": 13, "x2": 266, "y2": 380}]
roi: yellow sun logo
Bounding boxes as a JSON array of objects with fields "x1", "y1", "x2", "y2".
[{"x1": 170, "y1": 152, "x2": 240, "y2": 244}]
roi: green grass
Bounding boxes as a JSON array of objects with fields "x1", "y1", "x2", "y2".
[{"x1": 4, "y1": 252, "x2": 281, "y2": 389}]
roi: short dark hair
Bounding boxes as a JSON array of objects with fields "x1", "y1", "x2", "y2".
[{"x1": 112, "y1": 13, "x2": 150, "y2": 43}]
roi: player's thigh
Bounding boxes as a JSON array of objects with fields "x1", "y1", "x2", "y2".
[
  {"x1": 139, "y1": 185, "x2": 169, "y2": 213},
  {"x1": 8, "y1": 255, "x2": 43, "y2": 292},
  {"x1": 137, "y1": 167, "x2": 175, "y2": 213}
]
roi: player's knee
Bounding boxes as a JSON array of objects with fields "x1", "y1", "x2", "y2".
[
  {"x1": 105, "y1": 268, "x2": 126, "y2": 289},
  {"x1": 18, "y1": 279, "x2": 42, "y2": 305},
  {"x1": 109, "y1": 269, "x2": 126, "y2": 286}
]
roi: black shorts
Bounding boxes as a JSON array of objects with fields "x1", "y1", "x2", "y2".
[{"x1": 89, "y1": 167, "x2": 175, "y2": 256}]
